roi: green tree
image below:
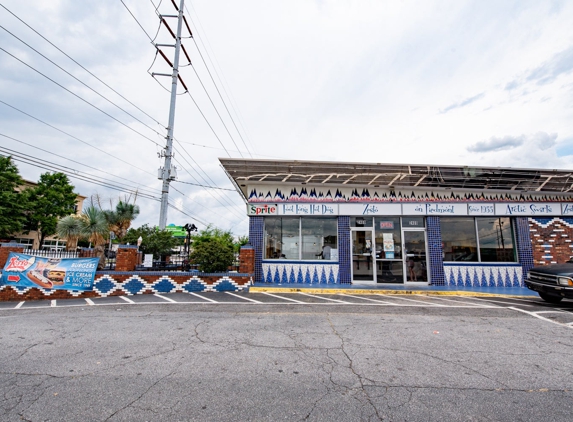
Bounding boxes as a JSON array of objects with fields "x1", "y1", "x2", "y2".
[
  {"x1": 56, "y1": 215, "x2": 83, "y2": 251},
  {"x1": 189, "y1": 238, "x2": 234, "y2": 273},
  {"x1": 80, "y1": 206, "x2": 109, "y2": 269},
  {"x1": 25, "y1": 172, "x2": 78, "y2": 247},
  {"x1": 103, "y1": 199, "x2": 140, "y2": 241},
  {"x1": 0, "y1": 156, "x2": 27, "y2": 238},
  {"x1": 123, "y1": 224, "x2": 179, "y2": 259},
  {"x1": 235, "y1": 235, "x2": 249, "y2": 252},
  {"x1": 191, "y1": 225, "x2": 235, "y2": 250}
]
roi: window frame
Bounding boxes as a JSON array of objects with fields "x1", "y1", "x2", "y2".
[
  {"x1": 441, "y1": 217, "x2": 516, "y2": 263},
  {"x1": 263, "y1": 217, "x2": 338, "y2": 261}
]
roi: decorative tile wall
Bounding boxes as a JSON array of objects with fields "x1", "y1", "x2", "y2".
[
  {"x1": 528, "y1": 217, "x2": 573, "y2": 266},
  {"x1": 443, "y1": 264, "x2": 523, "y2": 287},
  {"x1": 249, "y1": 216, "x2": 264, "y2": 283},
  {"x1": 338, "y1": 216, "x2": 351, "y2": 284},
  {"x1": 261, "y1": 262, "x2": 339, "y2": 284},
  {"x1": 426, "y1": 216, "x2": 445, "y2": 286},
  {"x1": 0, "y1": 272, "x2": 252, "y2": 301},
  {"x1": 514, "y1": 217, "x2": 534, "y2": 276}
]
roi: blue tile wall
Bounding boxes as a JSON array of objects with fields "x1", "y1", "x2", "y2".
[
  {"x1": 515, "y1": 217, "x2": 534, "y2": 279},
  {"x1": 338, "y1": 216, "x2": 351, "y2": 284},
  {"x1": 249, "y1": 216, "x2": 264, "y2": 283},
  {"x1": 426, "y1": 216, "x2": 445, "y2": 286}
]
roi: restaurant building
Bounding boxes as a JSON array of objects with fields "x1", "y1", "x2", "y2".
[{"x1": 220, "y1": 159, "x2": 573, "y2": 288}]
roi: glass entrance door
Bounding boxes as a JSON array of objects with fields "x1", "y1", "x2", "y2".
[
  {"x1": 351, "y1": 229, "x2": 375, "y2": 283},
  {"x1": 403, "y1": 230, "x2": 428, "y2": 283}
]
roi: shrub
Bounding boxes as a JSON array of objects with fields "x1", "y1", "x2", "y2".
[{"x1": 189, "y1": 238, "x2": 234, "y2": 273}]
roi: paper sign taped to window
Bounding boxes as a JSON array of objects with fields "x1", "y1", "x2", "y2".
[{"x1": 383, "y1": 233, "x2": 395, "y2": 252}]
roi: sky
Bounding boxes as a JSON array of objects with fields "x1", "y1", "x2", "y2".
[{"x1": 1, "y1": 0, "x2": 573, "y2": 238}]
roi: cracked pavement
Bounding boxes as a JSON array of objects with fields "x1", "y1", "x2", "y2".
[{"x1": 1, "y1": 303, "x2": 572, "y2": 421}]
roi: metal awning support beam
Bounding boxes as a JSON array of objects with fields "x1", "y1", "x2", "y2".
[
  {"x1": 343, "y1": 175, "x2": 358, "y2": 185},
  {"x1": 413, "y1": 174, "x2": 426, "y2": 187},
  {"x1": 387, "y1": 174, "x2": 402, "y2": 186},
  {"x1": 368, "y1": 174, "x2": 381, "y2": 185},
  {"x1": 322, "y1": 174, "x2": 334, "y2": 184},
  {"x1": 536, "y1": 176, "x2": 553, "y2": 192}
]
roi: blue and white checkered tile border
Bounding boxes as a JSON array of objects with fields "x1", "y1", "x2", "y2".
[
  {"x1": 91, "y1": 275, "x2": 252, "y2": 297},
  {"x1": 261, "y1": 262, "x2": 340, "y2": 284},
  {"x1": 443, "y1": 264, "x2": 523, "y2": 287},
  {"x1": 0, "y1": 283, "x2": 86, "y2": 297}
]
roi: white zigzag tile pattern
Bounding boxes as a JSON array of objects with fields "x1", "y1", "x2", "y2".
[
  {"x1": 261, "y1": 263, "x2": 340, "y2": 284},
  {"x1": 443, "y1": 265, "x2": 523, "y2": 287}
]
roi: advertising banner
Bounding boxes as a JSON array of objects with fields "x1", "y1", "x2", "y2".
[{"x1": 1, "y1": 253, "x2": 99, "y2": 291}]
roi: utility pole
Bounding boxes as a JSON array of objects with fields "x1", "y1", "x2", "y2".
[{"x1": 158, "y1": 0, "x2": 185, "y2": 229}]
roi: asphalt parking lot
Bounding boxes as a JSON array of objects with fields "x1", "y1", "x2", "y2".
[{"x1": 1, "y1": 293, "x2": 572, "y2": 421}]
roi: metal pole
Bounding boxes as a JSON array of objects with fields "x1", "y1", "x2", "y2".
[{"x1": 159, "y1": 0, "x2": 185, "y2": 229}]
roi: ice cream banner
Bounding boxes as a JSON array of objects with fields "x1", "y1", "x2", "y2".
[{"x1": 1, "y1": 253, "x2": 99, "y2": 291}]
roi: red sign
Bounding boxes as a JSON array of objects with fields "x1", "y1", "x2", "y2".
[
  {"x1": 379, "y1": 221, "x2": 394, "y2": 229},
  {"x1": 7, "y1": 275, "x2": 20, "y2": 282}
]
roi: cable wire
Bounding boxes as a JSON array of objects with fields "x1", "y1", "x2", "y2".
[{"x1": 0, "y1": 47, "x2": 163, "y2": 148}]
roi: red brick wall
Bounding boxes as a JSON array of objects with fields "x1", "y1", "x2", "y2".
[
  {"x1": 239, "y1": 247, "x2": 255, "y2": 274},
  {"x1": 529, "y1": 218, "x2": 573, "y2": 265},
  {"x1": 116, "y1": 248, "x2": 138, "y2": 271},
  {"x1": 0, "y1": 246, "x2": 24, "y2": 267}
]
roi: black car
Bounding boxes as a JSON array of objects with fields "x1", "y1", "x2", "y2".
[{"x1": 525, "y1": 260, "x2": 573, "y2": 303}]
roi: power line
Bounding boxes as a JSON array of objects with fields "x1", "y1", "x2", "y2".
[
  {"x1": 174, "y1": 180, "x2": 235, "y2": 191},
  {"x1": 0, "y1": 100, "x2": 156, "y2": 177},
  {"x1": 0, "y1": 3, "x2": 167, "y2": 130},
  {"x1": 184, "y1": 3, "x2": 257, "y2": 156},
  {"x1": 0, "y1": 25, "x2": 168, "y2": 142},
  {"x1": 0, "y1": 132, "x2": 160, "y2": 197},
  {"x1": 0, "y1": 47, "x2": 163, "y2": 148}
]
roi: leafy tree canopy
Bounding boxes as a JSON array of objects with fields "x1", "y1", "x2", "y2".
[
  {"x1": 191, "y1": 225, "x2": 247, "y2": 252},
  {"x1": 0, "y1": 156, "x2": 27, "y2": 238},
  {"x1": 25, "y1": 172, "x2": 77, "y2": 246},
  {"x1": 189, "y1": 238, "x2": 234, "y2": 273},
  {"x1": 124, "y1": 224, "x2": 179, "y2": 259}
]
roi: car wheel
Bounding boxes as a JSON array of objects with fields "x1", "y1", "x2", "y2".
[{"x1": 538, "y1": 292, "x2": 563, "y2": 304}]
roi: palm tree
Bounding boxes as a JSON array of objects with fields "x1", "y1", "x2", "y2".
[
  {"x1": 80, "y1": 206, "x2": 109, "y2": 269},
  {"x1": 56, "y1": 215, "x2": 83, "y2": 251},
  {"x1": 106, "y1": 201, "x2": 140, "y2": 241}
]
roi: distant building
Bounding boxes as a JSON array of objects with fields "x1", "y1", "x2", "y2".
[{"x1": 10, "y1": 180, "x2": 86, "y2": 250}]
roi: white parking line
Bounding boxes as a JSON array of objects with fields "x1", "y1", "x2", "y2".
[
  {"x1": 188, "y1": 292, "x2": 218, "y2": 303},
  {"x1": 262, "y1": 292, "x2": 305, "y2": 303},
  {"x1": 378, "y1": 295, "x2": 446, "y2": 306},
  {"x1": 418, "y1": 295, "x2": 495, "y2": 307},
  {"x1": 226, "y1": 292, "x2": 262, "y2": 303},
  {"x1": 509, "y1": 307, "x2": 573, "y2": 329},
  {"x1": 457, "y1": 296, "x2": 533, "y2": 307},
  {"x1": 338, "y1": 294, "x2": 395, "y2": 304},
  {"x1": 298, "y1": 292, "x2": 350, "y2": 303},
  {"x1": 154, "y1": 293, "x2": 177, "y2": 303},
  {"x1": 119, "y1": 296, "x2": 135, "y2": 304},
  {"x1": 15, "y1": 301, "x2": 24, "y2": 309},
  {"x1": 85, "y1": 298, "x2": 95, "y2": 306},
  {"x1": 51, "y1": 300, "x2": 56, "y2": 307},
  {"x1": 533, "y1": 310, "x2": 566, "y2": 314}
]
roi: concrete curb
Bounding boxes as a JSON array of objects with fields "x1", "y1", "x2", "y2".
[{"x1": 248, "y1": 286, "x2": 536, "y2": 299}]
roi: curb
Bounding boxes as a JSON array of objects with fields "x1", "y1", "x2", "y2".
[{"x1": 248, "y1": 286, "x2": 536, "y2": 299}]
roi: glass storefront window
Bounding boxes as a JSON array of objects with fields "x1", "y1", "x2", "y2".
[
  {"x1": 374, "y1": 217, "x2": 402, "y2": 259},
  {"x1": 440, "y1": 217, "x2": 478, "y2": 262},
  {"x1": 301, "y1": 219, "x2": 338, "y2": 260},
  {"x1": 264, "y1": 218, "x2": 338, "y2": 260},
  {"x1": 477, "y1": 217, "x2": 516, "y2": 262},
  {"x1": 440, "y1": 217, "x2": 517, "y2": 263},
  {"x1": 264, "y1": 218, "x2": 299, "y2": 259}
]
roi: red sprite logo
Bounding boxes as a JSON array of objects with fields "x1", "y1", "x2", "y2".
[{"x1": 5, "y1": 256, "x2": 35, "y2": 272}]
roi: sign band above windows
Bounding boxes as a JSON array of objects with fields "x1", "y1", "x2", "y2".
[{"x1": 248, "y1": 202, "x2": 573, "y2": 216}]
